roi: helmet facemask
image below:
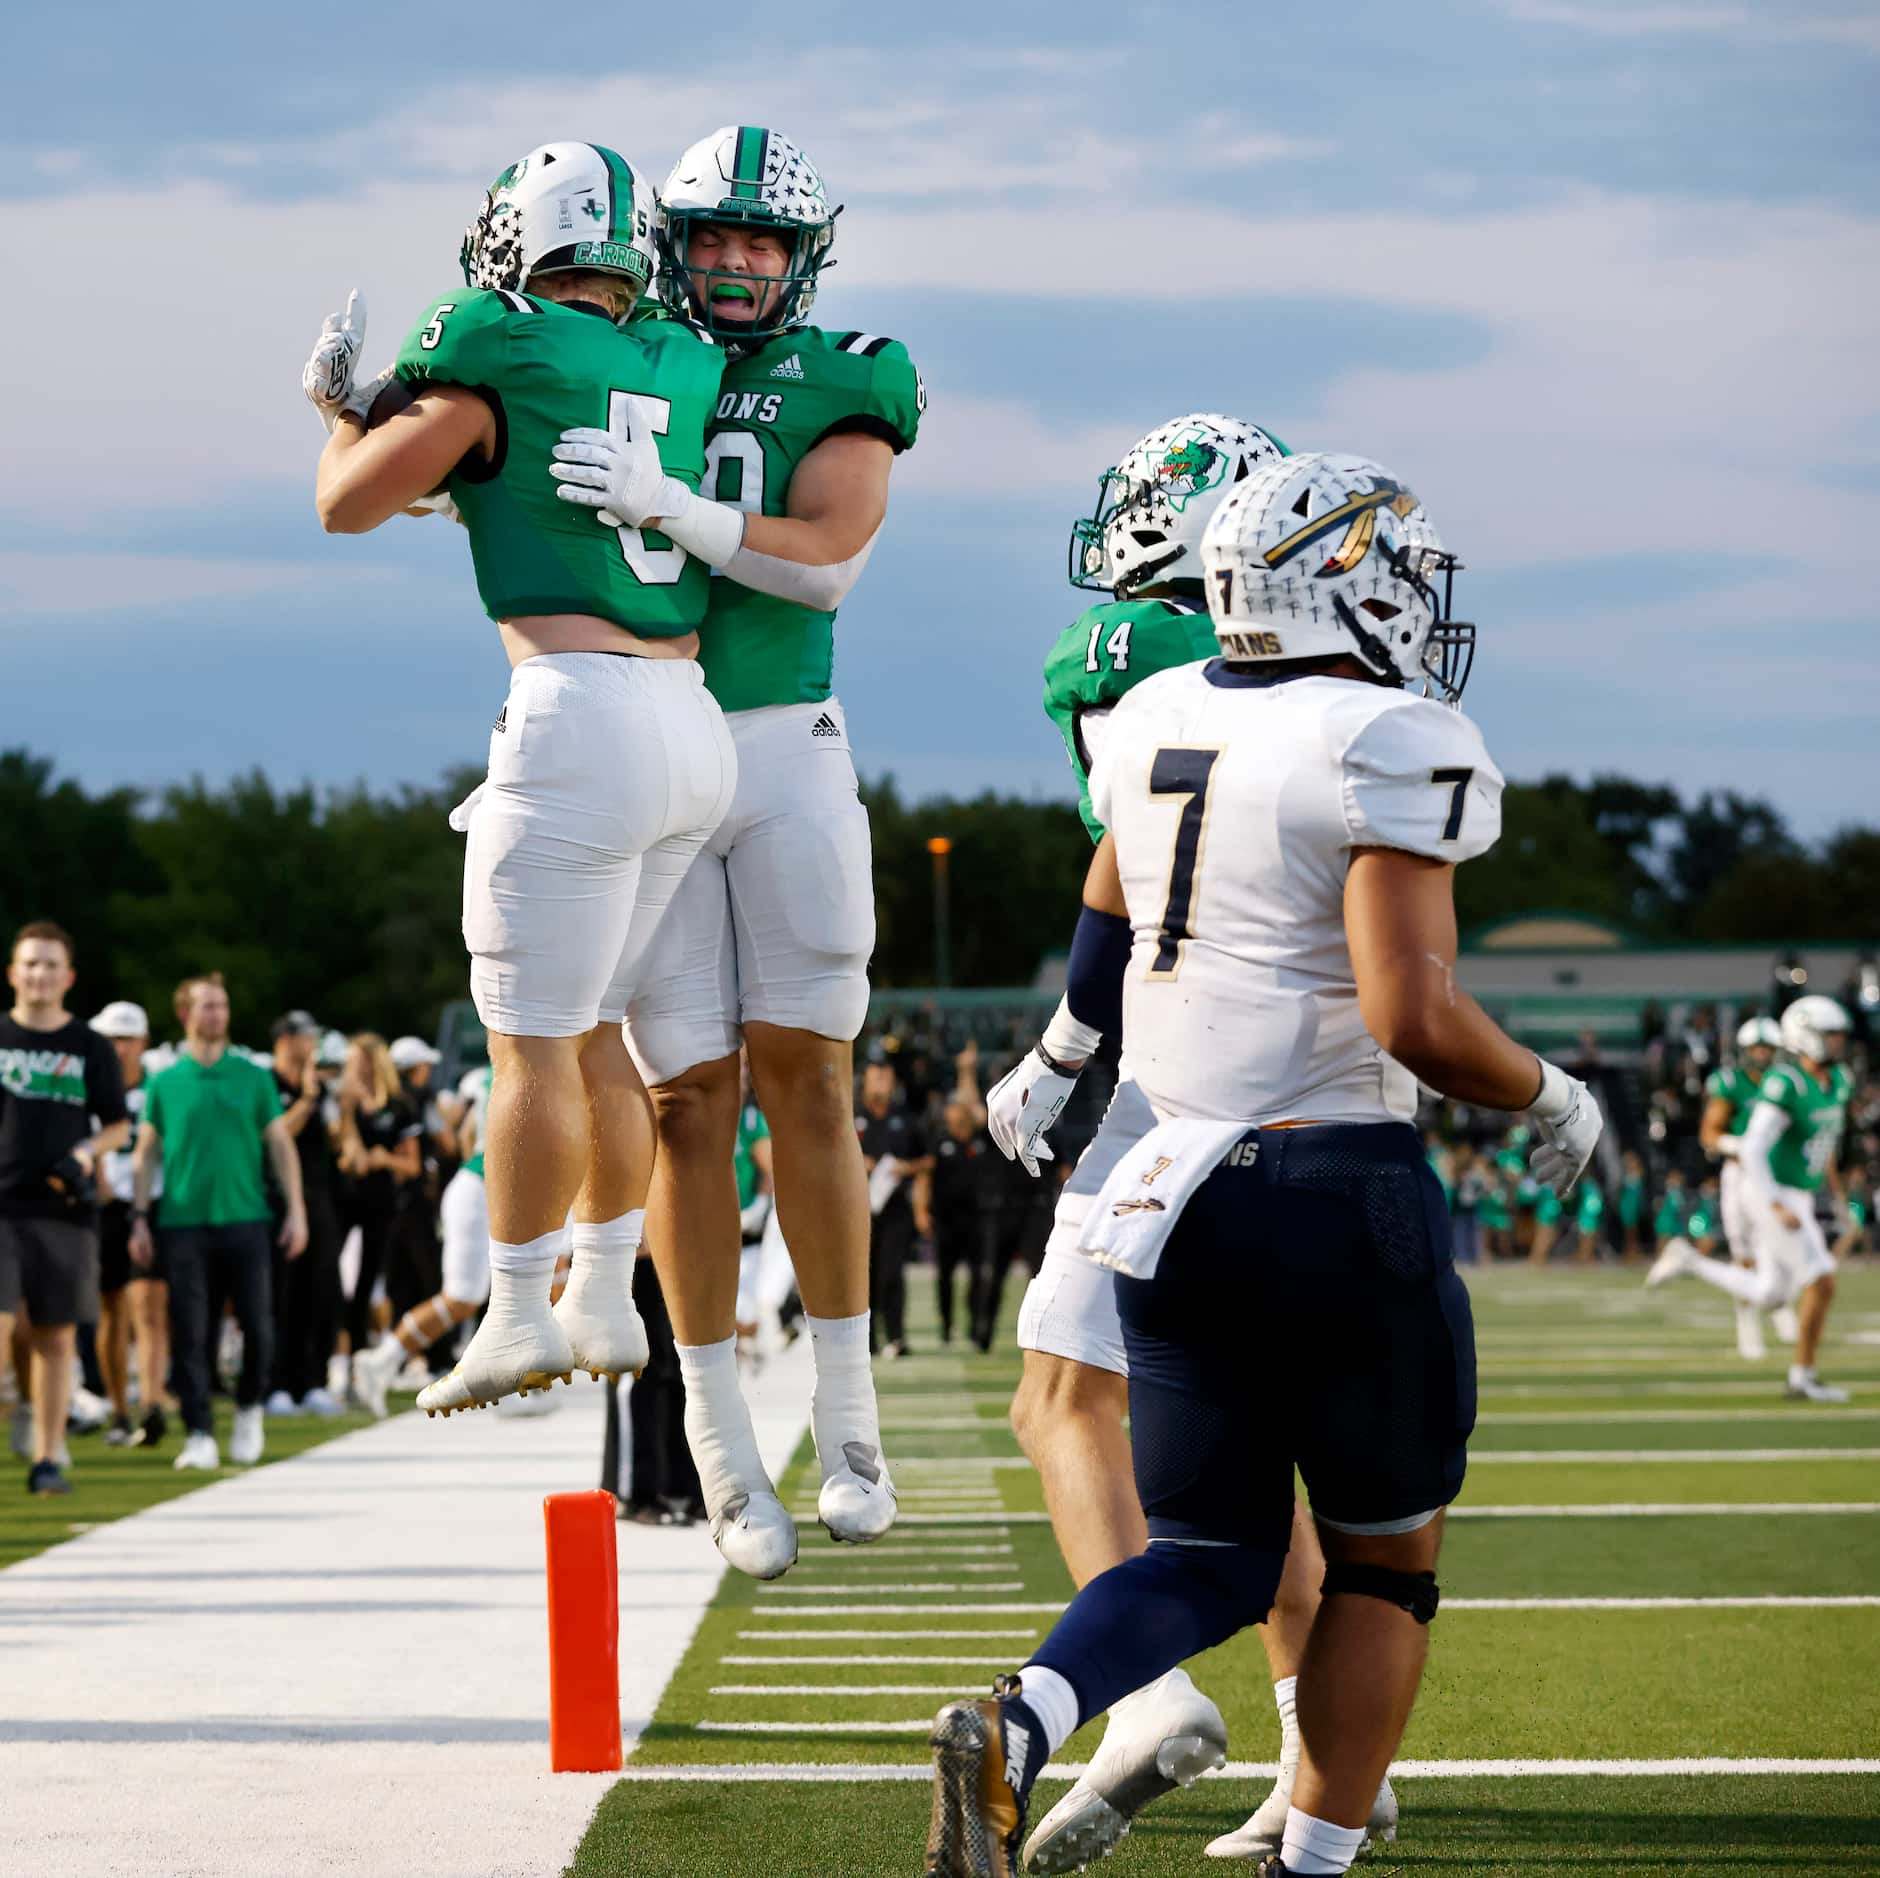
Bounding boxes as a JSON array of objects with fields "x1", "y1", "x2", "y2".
[{"x1": 658, "y1": 205, "x2": 834, "y2": 342}]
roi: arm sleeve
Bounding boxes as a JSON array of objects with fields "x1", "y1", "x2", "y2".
[
  {"x1": 1739, "y1": 1096, "x2": 1789, "y2": 1204},
  {"x1": 88, "y1": 1036, "x2": 127, "y2": 1128},
  {"x1": 1340, "y1": 700, "x2": 1504, "y2": 863}
]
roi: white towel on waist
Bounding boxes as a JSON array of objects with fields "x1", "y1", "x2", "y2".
[
  {"x1": 867, "y1": 1155, "x2": 907, "y2": 1218},
  {"x1": 1078, "y1": 1116, "x2": 1252, "y2": 1280}
]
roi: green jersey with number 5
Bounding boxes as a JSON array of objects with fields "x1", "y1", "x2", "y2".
[
  {"x1": 393, "y1": 291, "x2": 723, "y2": 635},
  {"x1": 695, "y1": 326, "x2": 924, "y2": 712},
  {"x1": 1043, "y1": 599, "x2": 1219, "y2": 843},
  {"x1": 1753, "y1": 1061, "x2": 1852, "y2": 1192}
]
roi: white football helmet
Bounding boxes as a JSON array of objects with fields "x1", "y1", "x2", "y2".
[
  {"x1": 657, "y1": 125, "x2": 835, "y2": 339},
  {"x1": 1199, "y1": 451, "x2": 1476, "y2": 702},
  {"x1": 460, "y1": 143, "x2": 658, "y2": 301},
  {"x1": 1070, "y1": 414, "x2": 1288, "y2": 596},
  {"x1": 1779, "y1": 994, "x2": 1850, "y2": 1061},
  {"x1": 1735, "y1": 1017, "x2": 1782, "y2": 1052}
]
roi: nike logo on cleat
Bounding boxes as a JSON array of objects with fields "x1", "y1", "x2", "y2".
[{"x1": 810, "y1": 711, "x2": 840, "y2": 738}]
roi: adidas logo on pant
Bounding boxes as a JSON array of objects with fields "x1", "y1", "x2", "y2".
[
  {"x1": 770, "y1": 353, "x2": 806, "y2": 380},
  {"x1": 810, "y1": 712, "x2": 840, "y2": 738}
]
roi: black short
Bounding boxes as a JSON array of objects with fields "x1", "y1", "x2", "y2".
[
  {"x1": 0, "y1": 1215, "x2": 101, "y2": 1328},
  {"x1": 1118, "y1": 1120, "x2": 1476, "y2": 1545},
  {"x1": 98, "y1": 1201, "x2": 164, "y2": 1291}
]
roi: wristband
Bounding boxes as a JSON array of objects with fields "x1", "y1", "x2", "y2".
[
  {"x1": 651, "y1": 478, "x2": 746, "y2": 567},
  {"x1": 1040, "y1": 994, "x2": 1103, "y2": 1068}
]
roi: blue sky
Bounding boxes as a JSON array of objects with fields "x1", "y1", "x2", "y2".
[{"x1": 4, "y1": 0, "x2": 1877, "y2": 831}]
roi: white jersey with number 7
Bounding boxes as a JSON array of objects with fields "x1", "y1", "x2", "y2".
[{"x1": 1088, "y1": 663, "x2": 1503, "y2": 1126}]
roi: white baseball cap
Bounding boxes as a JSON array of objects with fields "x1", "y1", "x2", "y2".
[
  {"x1": 318, "y1": 1029, "x2": 349, "y2": 1067},
  {"x1": 389, "y1": 1035, "x2": 441, "y2": 1071},
  {"x1": 90, "y1": 1001, "x2": 150, "y2": 1039}
]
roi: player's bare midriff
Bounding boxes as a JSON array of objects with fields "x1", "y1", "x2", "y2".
[{"x1": 499, "y1": 615, "x2": 701, "y2": 667}]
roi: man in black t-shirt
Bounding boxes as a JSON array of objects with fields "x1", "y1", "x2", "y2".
[
  {"x1": 0, "y1": 922, "x2": 128, "y2": 1495},
  {"x1": 266, "y1": 1012, "x2": 345, "y2": 1415},
  {"x1": 856, "y1": 1052, "x2": 932, "y2": 1357}
]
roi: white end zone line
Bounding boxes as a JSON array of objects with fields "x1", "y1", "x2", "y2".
[{"x1": 616, "y1": 1756, "x2": 1880, "y2": 1781}]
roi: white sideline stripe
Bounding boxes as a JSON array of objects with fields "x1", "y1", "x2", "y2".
[
  {"x1": 740, "y1": 1630, "x2": 1042, "y2": 1640},
  {"x1": 711, "y1": 1683, "x2": 980, "y2": 1696},
  {"x1": 756, "y1": 1582, "x2": 1025, "y2": 1596},
  {"x1": 721, "y1": 1655, "x2": 1015, "y2": 1665},
  {"x1": 665, "y1": 1743, "x2": 1880, "y2": 1768}
]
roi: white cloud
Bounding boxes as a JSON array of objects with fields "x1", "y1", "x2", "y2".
[{"x1": 1503, "y1": 2, "x2": 1880, "y2": 52}]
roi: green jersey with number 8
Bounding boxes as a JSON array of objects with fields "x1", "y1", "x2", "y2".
[
  {"x1": 394, "y1": 291, "x2": 723, "y2": 635},
  {"x1": 1754, "y1": 1061, "x2": 1852, "y2": 1192},
  {"x1": 1043, "y1": 598, "x2": 1220, "y2": 843},
  {"x1": 695, "y1": 326, "x2": 924, "y2": 711}
]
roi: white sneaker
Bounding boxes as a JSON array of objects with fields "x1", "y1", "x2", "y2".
[
  {"x1": 264, "y1": 1389, "x2": 303, "y2": 1417},
  {"x1": 1786, "y1": 1370, "x2": 1851, "y2": 1403},
  {"x1": 1734, "y1": 1303, "x2": 1766, "y2": 1362},
  {"x1": 1205, "y1": 1772, "x2": 1398, "y2": 1860},
  {"x1": 326, "y1": 1354, "x2": 352, "y2": 1400},
  {"x1": 417, "y1": 1286, "x2": 574, "y2": 1416},
  {"x1": 10, "y1": 1399, "x2": 33, "y2": 1463},
  {"x1": 229, "y1": 1405, "x2": 265, "y2": 1465},
  {"x1": 553, "y1": 1266, "x2": 650, "y2": 1380},
  {"x1": 174, "y1": 1431, "x2": 220, "y2": 1471},
  {"x1": 710, "y1": 1487, "x2": 799, "y2": 1580},
  {"x1": 67, "y1": 1386, "x2": 111, "y2": 1434},
  {"x1": 1023, "y1": 1668, "x2": 1227, "y2": 1874},
  {"x1": 817, "y1": 1441, "x2": 898, "y2": 1545},
  {"x1": 300, "y1": 1387, "x2": 344, "y2": 1419},
  {"x1": 351, "y1": 1340, "x2": 404, "y2": 1421},
  {"x1": 1771, "y1": 1305, "x2": 1801, "y2": 1343},
  {"x1": 1644, "y1": 1237, "x2": 1696, "y2": 1288}
]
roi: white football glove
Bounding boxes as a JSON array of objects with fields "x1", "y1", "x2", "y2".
[
  {"x1": 1525, "y1": 1059, "x2": 1602, "y2": 1199},
  {"x1": 302, "y1": 289, "x2": 373, "y2": 431},
  {"x1": 550, "y1": 425, "x2": 678, "y2": 530},
  {"x1": 987, "y1": 1048, "x2": 1080, "y2": 1179}
]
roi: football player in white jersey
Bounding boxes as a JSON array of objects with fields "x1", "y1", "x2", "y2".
[{"x1": 923, "y1": 453, "x2": 1602, "y2": 1878}]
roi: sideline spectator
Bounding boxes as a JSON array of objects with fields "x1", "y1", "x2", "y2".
[
  {"x1": 89, "y1": 1001, "x2": 165, "y2": 1446},
  {"x1": 1450, "y1": 1145, "x2": 1488, "y2": 1266},
  {"x1": 266, "y1": 1012, "x2": 345, "y2": 1418},
  {"x1": 1617, "y1": 1151, "x2": 1647, "y2": 1263},
  {"x1": 0, "y1": 923, "x2": 128, "y2": 1494},
  {"x1": 387, "y1": 1036, "x2": 447, "y2": 1365},
  {"x1": 333, "y1": 1033, "x2": 421, "y2": 1396},
  {"x1": 132, "y1": 974, "x2": 307, "y2": 1472},
  {"x1": 858, "y1": 1049, "x2": 931, "y2": 1359}
]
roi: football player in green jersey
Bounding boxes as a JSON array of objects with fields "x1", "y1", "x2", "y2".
[
  {"x1": 1700, "y1": 1016, "x2": 1788, "y2": 1359},
  {"x1": 548, "y1": 126, "x2": 920, "y2": 1578},
  {"x1": 304, "y1": 143, "x2": 736, "y2": 1418},
  {"x1": 1650, "y1": 996, "x2": 1854, "y2": 1401}
]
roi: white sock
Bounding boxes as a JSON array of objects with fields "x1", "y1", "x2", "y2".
[
  {"x1": 478, "y1": 1232, "x2": 562, "y2": 1333},
  {"x1": 1015, "y1": 1662, "x2": 1079, "y2": 1759},
  {"x1": 569, "y1": 1211, "x2": 644, "y2": 1288},
  {"x1": 1281, "y1": 1807, "x2": 1368, "y2": 1874},
  {"x1": 1273, "y1": 1674, "x2": 1301, "y2": 1768},
  {"x1": 805, "y1": 1311, "x2": 882, "y2": 1477},
  {"x1": 1789, "y1": 1363, "x2": 1814, "y2": 1387},
  {"x1": 676, "y1": 1336, "x2": 768, "y2": 1517},
  {"x1": 487, "y1": 1228, "x2": 564, "y2": 1276}
]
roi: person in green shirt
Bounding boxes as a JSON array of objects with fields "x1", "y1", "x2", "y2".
[
  {"x1": 303, "y1": 141, "x2": 737, "y2": 1422},
  {"x1": 551, "y1": 126, "x2": 923, "y2": 1580},
  {"x1": 1616, "y1": 1150, "x2": 1647, "y2": 1263},
  {"x1": 130, "y1": 974, "x2": 305, "y2": 1472},
  {"x1": 1700, "y1": 1016, "x2": 1786, "y2": 1359},
  {"x1": 1648, "y1": 996, "x2": 1854, "y2": 1401}
]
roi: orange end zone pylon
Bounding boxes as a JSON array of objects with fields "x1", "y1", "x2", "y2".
[{"x1": 544, "y1": 1489, "x2": 623, "y2": 1772}]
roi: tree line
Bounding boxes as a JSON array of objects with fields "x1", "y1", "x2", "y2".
[{"x1": 3, "y1": 749, "x2": 1874, "y2": 1040}]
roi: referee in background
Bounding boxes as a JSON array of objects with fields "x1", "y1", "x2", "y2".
[{"x1": 131, "y1": 974, "x2": 307, "y2": 1473}]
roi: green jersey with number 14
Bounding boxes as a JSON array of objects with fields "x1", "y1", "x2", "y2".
[
  {"x1": 1043, "y1": 598, "x2": 1219, "y2": 843},
  {"x1": 394, "y1": 291, "x2": 723, "y2": 635},
  {"x1": 696, "y1": 326, "x2": 924, "y2": 712},
  {"x1": 1754, "y1": 1060, "x2": 1853, "y2": 1192}
]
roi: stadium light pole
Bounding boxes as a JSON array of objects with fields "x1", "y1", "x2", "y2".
[{"x1": 927, "y1": 836, "x2": 952, "y2": 988}]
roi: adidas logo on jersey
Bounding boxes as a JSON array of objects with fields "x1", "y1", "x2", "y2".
[
  {"x1": 810, "y1": 711, "x2": 841, "y2": 738},
  {"x1": 770, "y1": 353, "x2": 806, "y2": 380}
]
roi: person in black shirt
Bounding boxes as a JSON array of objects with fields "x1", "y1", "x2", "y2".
[
  {"x1": 0, "y1": 922, "x2": 128, "y2": 1494},
  {"x1": 266, "y1": 1012, "x2": 346, "y2": 1416},
  {"x1": 334, "y1": 1034, "x2": 421, "y2": 1399},
  {"x1": 856, "y1": 1051, "x2": 932, "y2": 1358}
]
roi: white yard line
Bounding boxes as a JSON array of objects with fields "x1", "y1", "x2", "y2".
[
  {"x1": 1477, "y1": 1408, "x2": 1880, "y2": 1423},
  {"x1": 881, "y1": 1449, "x2": 1880, "y2": 1467},
  {"x1": 791, "y1": 1544, "x2": 1014, "y2": 1559},
  {"x1": 743, "y1": 1593, "x2": 1880, "y2": 1619},
  {"x1": 739, "y1": 1629, "x2": 1042, "y2": 1639},
  {"x1": 721, "y1": 1654, "x2": 1018, "y2": 1665},
  {"x1": 710, "y1": 1683, "x2": 983, "y2": 1696},
  {"x1": 697, "y1": 1718, "x2": 936, "y2": 1733},
  {"x1": 1452, "y1": 1501, "x2": 1880, "y2": 1516},
  {"x1": 756, "y1": 1581, "x2": 1026, "y2": 1595}
]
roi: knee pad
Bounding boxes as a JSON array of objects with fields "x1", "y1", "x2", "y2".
[{"x1": 1322, "y1": 1562, "x2": 1441, "y2": 1625}]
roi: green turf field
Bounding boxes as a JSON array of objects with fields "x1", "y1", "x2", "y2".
[
  {"x1": 570, "y1": 1261, "x2": 1880, "y2": 1875},
  {"x1": 4, "y1": 1392, "x2": 406, "y2": 1568}
]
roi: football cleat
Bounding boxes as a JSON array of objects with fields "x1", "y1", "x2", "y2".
[
  {"x1": 1644, "y1": 1237, "x2": 1696, "y2": 1288},
  {"x1": 710, "y1": 1488, "x2": 799, "y2": 1581},
  {"x1": 552, "y1": 1270, "x2": 649, "y2": 1381},
  {"x1": 416, "y1": 1296, "x2": 574, "y2": 1416},
  {"x1": 1023, "y1": 1667, "x2": 1225, "y2": 1873},
  {"x1": 927, "y1": 1680, "x2": 1038, "y2": 1878},
  {"x1": 1206, "y1": 1776, "x2": 1398, "y2": 1862},
  {"x1": 818, "y1": 1441, "x2": 898, "y2": 1546}
]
